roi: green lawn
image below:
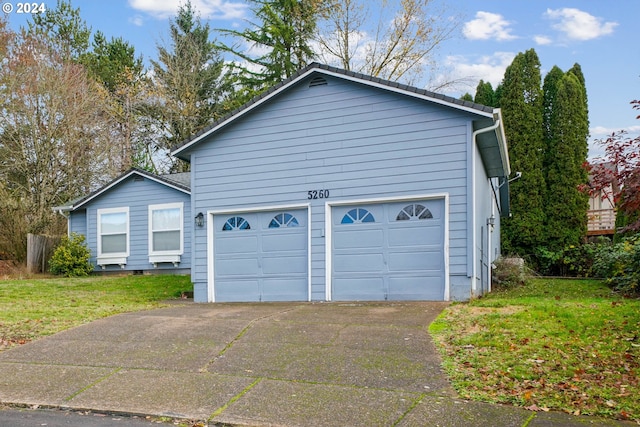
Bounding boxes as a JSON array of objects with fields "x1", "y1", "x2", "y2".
[
  {"x1": 0, "y1": 275, "x2": 192, "y2": 350},
  {"x1": 430, "y1": 278, "x2": 640, "y2": 421}
]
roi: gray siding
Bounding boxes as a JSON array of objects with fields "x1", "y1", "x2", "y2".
[
  {"x1": 70, "y1": 176, "x2": 191, "y2": 272},
  {"x1": 188, "y1": 75, "x2": 477, "y2": 301}
]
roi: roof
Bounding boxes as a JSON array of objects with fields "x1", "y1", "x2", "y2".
[
  {"x1": 171, "y1": 62, "x2": 497, "y2": 159},
  {"x1": 53, "y1": 168, "x2": 191, "y2": 213}
]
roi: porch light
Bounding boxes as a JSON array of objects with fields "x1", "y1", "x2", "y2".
[{"x1": 195, "y1": 212, "x2": 204, "y2": 227}]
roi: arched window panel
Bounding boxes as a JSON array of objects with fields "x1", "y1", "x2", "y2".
[
  {"x1": 269, "y1": 213, "x2": 300, "y2": 228},
  {"x1": 222, "y1": 216, "x2": 251, "y2": 231},
  {"x1": 396, "y1": 204, "x2": 433, "y2": 221},
  {"x1": 341, "y1": 208, "x2": 375, "y2": 224}
]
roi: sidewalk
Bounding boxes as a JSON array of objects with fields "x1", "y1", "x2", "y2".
[{"x1": 0, "y1": 302, "x2": 632, "y2": 426}]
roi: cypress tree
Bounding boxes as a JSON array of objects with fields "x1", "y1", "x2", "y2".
[
  {"x1": 543, "y1": 68, "x2": 589, "y2": 250},
  {"x1": 499, "y1": 49, "x2": 545, "y2": 256},
  {"x1": 474, "y1": 79, "x2": 497, "y2": 107}
]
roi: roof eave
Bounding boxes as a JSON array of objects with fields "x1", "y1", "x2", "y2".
[{"x1": 63, "y1": 168, "x2": 191, "y2": 212}]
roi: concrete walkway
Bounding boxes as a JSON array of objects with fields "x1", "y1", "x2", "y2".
[{"x1": 0, "y1": 302, "x2": 631, "y2": 426}]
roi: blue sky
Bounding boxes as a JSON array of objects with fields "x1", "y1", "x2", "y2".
[{"x1": 4, "y1": 0, "x2": 639, "y2": 158}]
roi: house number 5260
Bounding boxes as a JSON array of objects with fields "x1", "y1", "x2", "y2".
[{"x1": 307, "y1": 189, "x2": 330, "y2": 199}]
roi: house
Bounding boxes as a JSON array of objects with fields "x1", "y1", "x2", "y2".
[
  {"x1": 587, "y1": 162, "x2": 617, "y2": 236},
  {"x1": 170, "y1": 63, "x2": 510, "y2": 302},
  {"x1": 54, "y1": 168, "x2": 191, "y2": 273}
]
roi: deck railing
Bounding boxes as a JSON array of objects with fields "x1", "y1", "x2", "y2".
[{"x1": 587, "y1": 209, "x2": 616, "y2": 235}]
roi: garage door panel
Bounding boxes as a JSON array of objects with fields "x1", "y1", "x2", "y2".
[
  {"x1": 334, "y1": 253, "x2": 385, "y2": 273},
  {"x1": 333, "y1": 229, "x2": 384, "y2": 249},
  {"x1": 215, "y1": 235, "x2": 258, "y2": 254},
  {"x1": 388, "y1": 225, "x2": 442, "y2": 247},
  {"x1": 215, "y1": 280, "x2": 260, "y2": 302},
  {"x1": 262, "y1": 278, "x2": 308, "y2": 301},
  {"x1": 333, "y1": 277, "x2": 385, "y2": 301},
  {"x1": 262, "y1": 255, "x2": 307, "y2": 274},
  {"x1": 388, "y1": 251, "x2": 442, "y2": 271},
  {"x1": 262, "y1": 232, "x2": 306, "y2": 252},
  {"x1": 388, "y1": 276, "x2": 444, "y2": 300},
  {"x1": 216, "y1": 258, "x2": 260, "y2": 276}
]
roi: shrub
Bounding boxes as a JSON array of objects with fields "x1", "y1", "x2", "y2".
[
  {"x1": 492, "y1": 257, "x2": 528, "y2": 290},
  {"x1": 49, "y1": 233, "x2": 93, "y2": 277},
  {"x1": 534, "y1": 239, "x2": 611, "y2": 277},
  {"x1": 594, "y1": 234, "x2": 640, "y2": 296}
]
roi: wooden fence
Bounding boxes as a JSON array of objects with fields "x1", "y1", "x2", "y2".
[{"x1": 26, "y1": 233, "x2": 62, "y2": 274}]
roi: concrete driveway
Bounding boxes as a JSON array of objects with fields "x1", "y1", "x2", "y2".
[{"x1": 0, "y1": 302, "x2": 630, "y2": 426}]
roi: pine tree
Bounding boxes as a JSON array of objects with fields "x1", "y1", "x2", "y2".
[
  {"x1": 217, "y1": 0, "x2": 318, "y2": 104},
  {"x1": 499, "y1": 49, "x2": 545, "y2": 256},
  {"x1": 150, "y1": 1, "x2": 230, "y2": 172}
]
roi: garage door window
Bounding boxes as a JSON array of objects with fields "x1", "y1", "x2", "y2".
[
  {"x1": 396, "y1": 204, "x2": 433, "y2": 221},
  {"x1": 269, "y1": 213, "x2": 299, "y2": 228},
  {"x1": 341, "y1": 208, "x2": 375, "y2": 224},
  {"x1": 222, "y1": 216, "x2": 251, "y2": 230}
]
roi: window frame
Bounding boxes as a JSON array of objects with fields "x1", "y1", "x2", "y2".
[
  {"x1": 148, "y1": 202, "x2": 184, "y2": 256},
  {"x1": 97, "y1": 206, "x2": 130, "y2": 260}
]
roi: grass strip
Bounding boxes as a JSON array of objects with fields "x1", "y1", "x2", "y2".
[
  {"x1": 0, "y1": 275, "x2": 191, "y2": 350},
  {"x1": 429, "y1": 278, "x2": 639, "y2": 422}
]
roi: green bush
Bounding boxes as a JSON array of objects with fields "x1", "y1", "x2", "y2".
[
  {"x1": 534, "y1": 238, "x2": 609, "y2": 277},
  {"x1": 593, "y1": 234, "x2": 640, "y2": 296},
  {"x1": 49, "y1": 233, "x2": 94, "y2": 277}
]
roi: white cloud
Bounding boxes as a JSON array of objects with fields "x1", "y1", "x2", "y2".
[
  {"x1": 534, "y1": 35, "x2": 552, "y2": 46},
  {"x1": 441, "y1": 52, "x2": 515, "y2": 91},
  {"x1": 463, "y1": 11, "x2": 517, "y2": 41},
  {"x1": 128, "y1": 15, "x2": 145, "y2": 27},
  {"x1": 591, "y1": 125, "x2": 640, "y2": 138},
  {"x1": 128, "y1": 0, "x2": 248, "y2": 20},
  {"x1": 545, "y1": 8, "x2": 618, "y2": 41}
]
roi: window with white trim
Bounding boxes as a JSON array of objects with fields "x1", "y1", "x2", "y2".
[
  {"x1": 149, "y1": 203, "x2": 183, "y2": 255},
  {"x1": 97, "y1": 207, "x2": 129, "y2": 265}
]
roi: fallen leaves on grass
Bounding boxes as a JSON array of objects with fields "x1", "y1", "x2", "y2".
[{"x1": 430, "y1": 279, "x2": 640, "y2": 422}]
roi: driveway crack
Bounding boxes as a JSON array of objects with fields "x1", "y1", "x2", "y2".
[{"x1": 203, "y1": 306, "x2": 301, "y2": 372}]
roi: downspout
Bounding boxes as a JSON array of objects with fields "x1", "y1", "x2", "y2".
[
  {"x1": 471, "y1": 119, "x2": 501, "y2": 296},
  {"x1": 53, "y1": 207, "x2": 72, "y2": 237}
]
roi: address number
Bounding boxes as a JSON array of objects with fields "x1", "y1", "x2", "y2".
[{"x1": 307, "y1": 189, "x2": 330, "y2": 199}]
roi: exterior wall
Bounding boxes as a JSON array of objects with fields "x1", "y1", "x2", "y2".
[
  {"x1": 69, "y1": 176, "x2": 191, "y2": 273},
  {"x1": 472, "y1": 142, "x2": 501, "y2": 298},
  {"x1": 188, "y1": 75, "x2": 479, "y2": 302},
  {"x1": 69, "y1": 209, "x2": 87, "y2": 237}
]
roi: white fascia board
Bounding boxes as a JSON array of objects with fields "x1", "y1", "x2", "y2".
[{"x1": 315, "y1": 68, "x2": 495, "y2": 119}]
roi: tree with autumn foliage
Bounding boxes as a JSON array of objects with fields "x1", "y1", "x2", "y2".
[
  {"x1": 588, "y1": 100, "x2": 640, "y2": 235},
  {"x1": 0, "y1": 19, "x2": 119, "y2": 261}
]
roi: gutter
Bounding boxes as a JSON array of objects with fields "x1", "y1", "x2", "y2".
[{"x1": 52, "y1": 205, "x2": 72, "y2": 219}]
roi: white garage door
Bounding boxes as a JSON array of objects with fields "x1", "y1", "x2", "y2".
[
  {"x1": 213, "y1": 209, "x2": 308, "y2": 302},
  {"x1": 332, "y1": 199, "x2": 445, "y2": 301}
]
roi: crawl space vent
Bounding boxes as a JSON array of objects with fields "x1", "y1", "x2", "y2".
[{"x1": 309, "y1": 76, "x2": 328, "y2": 87}]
